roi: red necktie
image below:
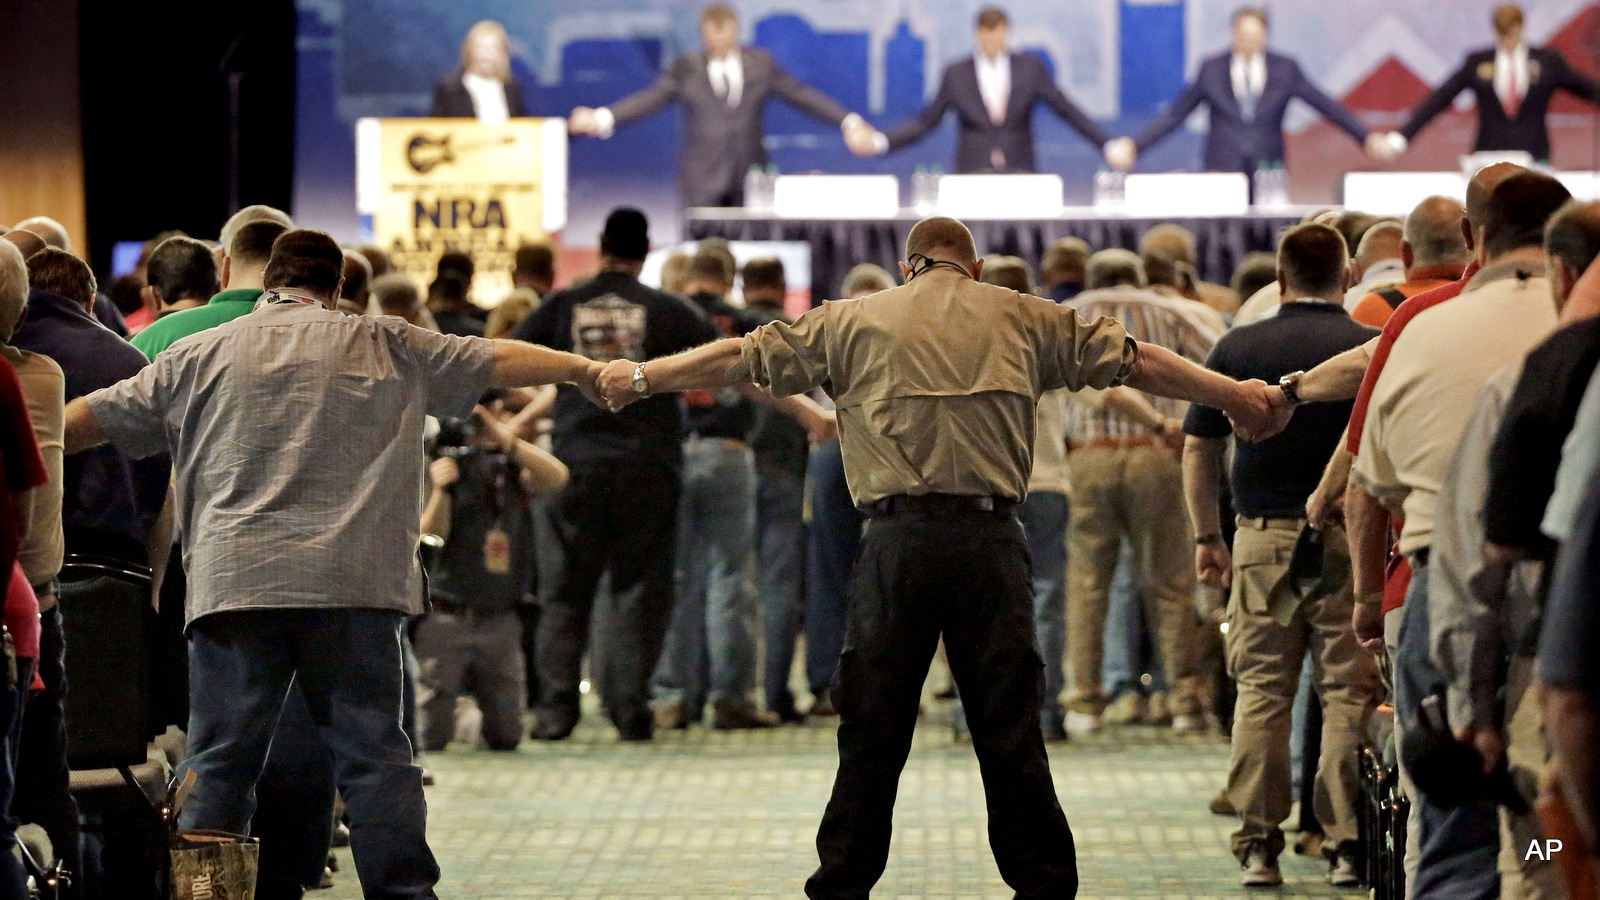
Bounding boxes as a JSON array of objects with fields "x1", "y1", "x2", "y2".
[{"x1": 1506, "y1": 63, "x2": 1522, "y2": 118}]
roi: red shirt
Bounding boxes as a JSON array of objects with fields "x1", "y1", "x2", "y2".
[
  {"x1": 4, "y1": 562, "x2": 38, "y2": 661},
  {"x1": 1344, "y1": 263, "x2": 1478, "y2": 613},
  {"x1": 0, "y1": 356, "x2": 48, "y2": 648}
]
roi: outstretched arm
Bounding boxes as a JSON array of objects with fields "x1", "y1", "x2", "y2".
[
  {"x1": 1291, "y1": 61, "x2": 1368, "y2": 144},
  {"x1": 1551, "y1": 51, "x2": 1600, "y2": 107},
  {"x1": 1036, "y1": 61, "x2": 1112, "y2": 147},
  {"x1": 63, "y1": 397, "x2": 107, "y2": 454},
  {"x1": 596, "y1": 337, "x2": 747, "y2": 411},
  {"x1": 1400, "y1": 60, "x2": 1473, "y2": 142},
  {"x1": 490, "y1": 340, "x2": 603, "y2": 391},
  {"x1": 882, "y1": 69, "x2": 956, "y2": 151},
  {"x1": 1122, "y1": 342, "x2": 1274, "y2": 439},
  {"x1": 1131, "y1": 79, "x2": 1206, "y2": 152}
]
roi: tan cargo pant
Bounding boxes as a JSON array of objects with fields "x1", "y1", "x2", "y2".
[
  {"x1": 1224, "y1": 519, "x2": 1379, "y2": 861},
  {"x1": 1065, "y1": 445, "x2": 1205, "y2": 716}
]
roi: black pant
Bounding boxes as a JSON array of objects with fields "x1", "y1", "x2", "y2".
[
  {"x1": 14, "y1": 604, "x2": 83, "y2": 900},
  {"x1": 534, "y1": 459, "x2": 680, "y2": 734},
  {"x1": 805, "y1": 510, "x2": 1077, "y2": 899}
]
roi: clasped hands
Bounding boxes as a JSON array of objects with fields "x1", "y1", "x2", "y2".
[{"x1": 1225, "y1": 379, "x2": 1295, "y2": 443}]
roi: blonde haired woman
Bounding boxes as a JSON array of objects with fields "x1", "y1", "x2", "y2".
[{"x1": 430, "y1": 20, "x2": 528, "y2": 123}]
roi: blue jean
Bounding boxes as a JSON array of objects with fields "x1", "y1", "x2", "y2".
[
  {"x1": 0, "y1": 658, "x2": 34, "y2": 900},
  {"x1": 655, "y1": 438, "x2": 758, "y2": 707},
  {"x1": 1020, "y1": 491, "x2": 1069, "y2": 727},
  {"x1": 181, "y1": 608, "x2": 438, "y2": 899},
  {"x1": 757, "y1": 470, "x2": 806, "y2": 716},
  {"x1": 252, "y1": 679, "x2": 337, "y2": 897},
  {"x1": 805, "y1": 441, "x2": 862, "y2": 697},
  {"x1": 1396, "y1": 559, "x2": 1500, "y2": 900},
  {"x1": 1100, "y1": 540, "x2": 1167, "y2": 696}
]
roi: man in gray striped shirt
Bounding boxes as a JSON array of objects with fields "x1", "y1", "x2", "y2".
[
  {"x1": 62, "y1": 230, "x2": 603, "y2": 899},
  {"x1": 1063, "y1": 249, "x2": 1219, "y2": 735}
]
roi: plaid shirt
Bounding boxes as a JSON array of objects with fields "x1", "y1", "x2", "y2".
[{"x1": 1063, "y1": 286, "x2": 1218, "y2": 441}]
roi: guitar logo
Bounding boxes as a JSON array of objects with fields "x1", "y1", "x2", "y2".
[{"x1": 406, "y1": 133, "x2": 516, "y2": 173}]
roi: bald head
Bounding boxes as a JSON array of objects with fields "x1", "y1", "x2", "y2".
[
  {"x1": 905, "y1": 217, "x2": 978, "y2": 268},
  {"x1": 1, "y1": 231, "x2": 47, "y2": 261},
  {"x1": 13, "y1": 217, "x2": 69, "y2": 253},
  {"x1": 1403, "y1": 196, "x2": 1471, "y2": 270},
  {"x1": 1465, "y1": 163, "x2": 1524, "y2": 234},
  {"x1": 1139, "y1": 224, "x2": 1198, "y2": 266},
  {"x1": 1354, "y1": 221, "x2": 1404, "y2": 273},
  {"x1": 1545, "y1": 201, "x2": 1600, "y2": 313}
]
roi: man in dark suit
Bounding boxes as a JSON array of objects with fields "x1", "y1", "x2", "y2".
[
  {"x1": 1107, "y1": 7, "x2": 1392, "y2": 174},
  {"x1": 569, "y1": 4, "x2": 880, "y2": 207},
  {"x1": 1384, "y1": 3, "x2": 1600, "y2": 163},
  {"x1": 430, "y1": 20, "x2": 529, "y2": 122},
  {"x1": 868, "y1": 6, "x2": 1110, "y2": 173}
]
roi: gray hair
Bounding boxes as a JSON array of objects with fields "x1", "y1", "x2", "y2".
[
  {"x1": 1085, "y1": 249, "x2": 1146, "y2": 290},
  {"x1": 219, "y1": 204, "x2": 293, "y2": 249},
  {"x1": 841, "y1": 263, "x2": 895, "y2": 298},
  {"x1": 0, "y1": 241, "x2": 28, "y2": 343}
]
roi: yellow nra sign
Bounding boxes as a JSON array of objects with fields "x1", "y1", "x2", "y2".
[{"x1": 375, "y1": 118, "x2": 551, "y2": 306}]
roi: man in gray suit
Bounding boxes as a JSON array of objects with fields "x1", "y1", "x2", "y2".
[{"x1": 569, "y1": 3, "x2": 881, "y2": 207}]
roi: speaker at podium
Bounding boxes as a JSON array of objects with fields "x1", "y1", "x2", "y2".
[{"x1": 356, "y1": 117, "x2": 568, "y2": 304}]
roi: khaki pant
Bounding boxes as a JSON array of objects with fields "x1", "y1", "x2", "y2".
[
  {"x1": 1065, "y1": 446, "x2": 1204, "y2": 716},
  {"x1": 1224, "y1": 519, "x2": 1379, "y2": 861},
  {"x1": 1500, "y1": 658, "x2": 1561, "y2": 900}
]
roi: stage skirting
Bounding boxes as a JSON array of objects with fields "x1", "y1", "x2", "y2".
[{"x1": 685, "y1": 208, "x2": 1315, "y2": 301}]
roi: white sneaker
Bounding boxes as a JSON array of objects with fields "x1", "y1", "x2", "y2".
[
  {"x1": 1241, "y1": 848, "x2": 1282, "y2": 887},
  {"x1": 1065, "y1": 710, "x2": 1102, "y2": 736},
  {"x1": 1327, "y1": 853, "x2": 1361, "y2": 888},
  {"x1": 1171, "y1": 713, "x2": 1205, "y2": 733}
]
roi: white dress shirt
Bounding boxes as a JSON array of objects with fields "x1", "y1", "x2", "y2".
[
  {"x1": 1494, "y1": 44, "x2": 1530, "y2": 114},
  {"x1": 976, "y1": 52, "x2": 1012, "y2": 124},
  {"x1": 462, "y1": 72, "x2": 509, "y2": 125},
  {"x1": 707, "y1": 52, "x2": 744, "y2": 108},
  {"x1": 1230, "y1": 53, "x2": 1267, "y2": 114}
]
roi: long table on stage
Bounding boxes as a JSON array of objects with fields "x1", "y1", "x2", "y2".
[{"x1": 685, "y1": 207, "x2": 1317, "y2": 300}]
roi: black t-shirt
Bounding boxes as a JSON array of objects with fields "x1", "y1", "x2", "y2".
[
  {"x1": 514, "y1": 270, "x2": 717, "y2": 465},
  {"x1": 428, "y1": 449, "x2": 534, "y2": 611},
  {"x1": 1185, "y1": 302, "x2": 1378, "y2": 518},
  {"x1": 743, "y1": 301, "x2": 811, "y2": 477},
  {"x1": 434, "y1": 308, "x2": 486, "y2": 337},
  {"x1": 1483, "y1": 315, "x2": 1600, "y2": 558},
  {"x1": 682, "y1": 291, "x2": 761, "y2": 441}
]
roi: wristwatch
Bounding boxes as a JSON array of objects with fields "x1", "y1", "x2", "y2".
[
  {"x1": 1278, "y1": 370, "x2": 1306, "y2": 406},
  {"x1": 630, "y1": 361, "x2": 651, "y2": 396},
  {"x1": 1194, "y1": 532, "x2": 1224, "y2": 546}
]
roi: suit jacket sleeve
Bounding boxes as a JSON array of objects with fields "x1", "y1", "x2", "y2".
[
  {"x1": 608, "y1": 57, "x2": 688, "y2": 127},
  {"x1": 1289, "y1": 60, "x2": 1368, "y2": 143},
  {"x1": 1033, "y1": 57, "x2": 1111, "y2": 147},
  {"x1": 1401, "y1": 58, "x2": 1474, "y2": 140},
  {"x1": 1549, "y1": 50, "x2": 1600, "y2": 106},
  {"x1": 767, "y1": 57, "x2": 853, "y2": 126},
  {"x1": 884, "y1": 67, "x2": 956, "y2": 150},
  {"x1": 1132, "y1": 76, "x2": 1206, "y2": 151}
]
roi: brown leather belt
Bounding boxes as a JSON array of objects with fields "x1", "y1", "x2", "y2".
[
  {"x1": 1235, "y1": 515, "x2": 1306, "y2": 530},
  {"x1": 864, "y1": 493, "x2": 1018, "y2": 518},
  {"x1": 1067, "y1": 435, "x2": 1162, "y2": 452}
]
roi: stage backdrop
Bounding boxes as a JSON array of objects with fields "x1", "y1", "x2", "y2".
[{"x1": 294, "y1": 0, "x2": 1600, "y2": 289}]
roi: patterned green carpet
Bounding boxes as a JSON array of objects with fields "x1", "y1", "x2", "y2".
[{"x1": 323, "y1": 703, "x2": 1354, "y2": 899}]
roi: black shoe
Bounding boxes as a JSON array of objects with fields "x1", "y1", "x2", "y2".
[
  {"x1": 531, "y1": 713, "x2": 577, "y2": 741},
  {"x1": 613, "y1": 705, "x2": 655, "y2": 740},
  {"x1": 773, "y1": 704, "x2": 806, "y2": 724}
]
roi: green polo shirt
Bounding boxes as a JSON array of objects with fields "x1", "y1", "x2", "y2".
[{"x1": 131, "y1": 289, "x2": 263, "y2": 361}]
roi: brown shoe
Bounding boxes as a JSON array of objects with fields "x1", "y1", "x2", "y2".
[
  {"x1": 1210, "y1": 790, "x2": 1236, "y2": 816},
  {"x1": 1294, "y1": 830, "x2": 1325, "y2": 859},
  {"x1": 712, "y1": 699, "x2": 781, "y2": 729},
  {"x1": 654, "y1": 699, "x2": 692, "y2": 730}
]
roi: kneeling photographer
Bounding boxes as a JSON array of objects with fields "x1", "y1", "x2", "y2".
[{"x1": 418, "y1": 392, "x2": 568, "y2": 751}]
